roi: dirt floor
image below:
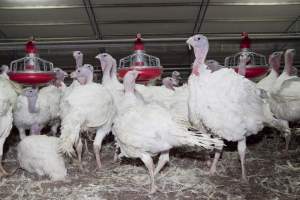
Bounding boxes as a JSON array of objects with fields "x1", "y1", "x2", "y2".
[{"x1": 0, "y1": 127, "x2": 299, "y2": 200}]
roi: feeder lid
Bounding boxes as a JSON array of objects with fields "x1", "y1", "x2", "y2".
[
  {"x1": 240, "y1": 32, "x2": 251, "y2": 50},
  {"x1": 25, "y1": 36, "x2": 37, "y2": 54},
  {"x1": 134, "y1": 33, "x2": 144, "y2": 51}
]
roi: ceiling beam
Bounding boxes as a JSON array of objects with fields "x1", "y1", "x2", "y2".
[
  {"x1": 0, "y1": 34, "x2": 299, "y2": 51},
  {"x1": 0, "y1": 29, "x2": 7, "y2": 39},
  {"x1": 1, "y1": 17, "x2": 297, "y2": 27},
  {"x1": 0, "y1": 2, "x2": 299, "y2": 10},
  {"x1": 197, "y1": 0, "x2": 210, "y2": 33},
  {"x1": 82, "y1": 0, "x2": 102, "y2": 40},
  {"x1": 192, "y1": 0, "x2": 205, "y2": 34},
  {"x1": 0, "y1": 32, "x2": 299, "y2": 42},
  {"x1": 280, "y1": 15, "x2": 300, "y2": 49}
]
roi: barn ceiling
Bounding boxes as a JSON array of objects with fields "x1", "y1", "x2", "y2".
[{"x1": 0, "y1": 0, "x2": 299, "y2": 80}]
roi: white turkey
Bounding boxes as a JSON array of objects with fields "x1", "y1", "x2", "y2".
[
  {"x1": 95, "y1": 53, "x2": 146, "y2": 161},
  {"x1": 186, "y1": 34, "x2": 290, "y2": 181},
  {"x1": 263, "y1": 50, "x2": 300, "y2": 150},
  {"x1": 60, "y1": 51, "x2": 82, "y2": 103},
  {"x1": 272, "y1": 49, "x2": 296, "y2": 93},
  {"x1": 59, "y1": 64, "x2": 116, "y2": 169},
  {"x1": 0, "y1": 71, "x2": 21, "y2": 176},
  {"x1": 257, "y1": 51, "x2": 283, "y2": 92},
  {"x1": 112, "y1": 70, "x2": 223, "y2": 193},
  {"x1": 13, "y1": 68, "x2": 67, "y2": 138},
  {"x1": 17, "y1": 135, "x2": 67, "y2": 180}
]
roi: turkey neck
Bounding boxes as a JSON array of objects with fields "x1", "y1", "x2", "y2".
[
  {"x1": 85, "y1": 73, "x2": 94, "y2": 84},
  {"x1": 110, "y1": 59, "x2": 120, "y2": 84},
  {"x1": 238, "y1": 61, "x2": 247, "y2": 76},
  {"x1": 269, "y1": 57, "x2": 281, "y2": 76},
  {"x1": 102, "y1": 62, "x2": 112, "y2": 85},
  {"x1": 192, "y1": 46, "x2": 209, "y2": 75},
  {"x1": 284, "y1": 52, "x2": 294, "y2": 75},
  {"x1": 27, "y1": 94, "x2": 39, "y2": 113},
  {"x1": 124, "y1": 78, "x2": 135, "y2": 94},
  {"x1": 75, "y1": 56, "x2": 83, "y2": 69}
]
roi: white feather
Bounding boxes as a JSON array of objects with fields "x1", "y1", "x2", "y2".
[
  {"x1": 14, "y1": 84, "x2": 63, "y2": 136},
  {"x1": 17, "y1": 135, "x2": 67, "y2": 180},
  {"x1": 0, "y1": 76, "x2": 18, "y2": 160},
  {"x1": 59, "y1": 83, "x2": 116, "y2": 156},
  {"x1": 188, "y1": 67, "x2": 266, "y2": 141}
]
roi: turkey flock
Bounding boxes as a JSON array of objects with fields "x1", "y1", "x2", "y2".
[{"x1": 0, "y1": 34, "x2": 298, "y2": 193}]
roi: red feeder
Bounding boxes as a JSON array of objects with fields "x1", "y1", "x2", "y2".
[
  {"x1": 118, "y1": 33, "x2": 163, "y2": 82},
  {"x1": 8, "y1": 37, "x2": 55, "y2": 86},
  {"x1": 224, "y1": 32, "x2": 269, "y2": 81}
]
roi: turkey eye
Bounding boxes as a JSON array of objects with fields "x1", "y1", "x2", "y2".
[{"x1": 197, "y1": 37, "x2": 201, "y2": 40}]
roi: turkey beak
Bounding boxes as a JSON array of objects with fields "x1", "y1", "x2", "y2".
[
  {"x1": 64, "y1": 72, "x2": 68, "y2": 78},
  {"x1": 186, "y1": 37, "x2": 193, "y2": 50},
  {"x1": 72, "y1": 51, "x2": 77, "y2": 58},
  {"x1": 286, "y1": 49, "x2": 296, "y2": 57},
  {"x1": 277, "y1": 51, "x2": 284, "y2": 56},
  {"x1": 70, "y1": 71, "x2": 77, "y2": 79},
  {"x1": 290, "y1": 49, "x2": 296, "y2": 56}
]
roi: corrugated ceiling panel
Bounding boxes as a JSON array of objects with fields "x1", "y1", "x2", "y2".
[
  {"x1": 2, "y1": 25, "x2": 94, "y2": 38},
  {"x1": 0, "y1": 0, "x2": 82, "y2": 7},
  {"x1": 206, "y1": 5, "x2": 300, "y2": 19},
  {"x1": 101, "y1": 23, "x2": 193, "y2": 36},
  {"x1": 94, "y1": 6, "x2": 197, "y2": 21},
  {"x1": 0, "y1": 8, "x2": 87, "y2": 23},
  {"x1": 90, "y1": 0, "x2": 198, "y2": 4},
  {"x1": 209, "y1": 0, "x2": 300, "y2": 3},
  {"x1": 201, "y1": 21, "x2": 291, "y2": 33}
]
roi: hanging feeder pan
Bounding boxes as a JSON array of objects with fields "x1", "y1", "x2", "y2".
[
  {"x1": 231, "y1": 65, "x2": 269, "y2": 79},
  {"x1": 118, "y1": 66, "x2": 162, "y2": 82},
  {"x1": 8, "y1": 38, "x2": 56, "y2": 86},
  {"x1": 8, "y1": 70, "x2": 55, "y2": 86}
]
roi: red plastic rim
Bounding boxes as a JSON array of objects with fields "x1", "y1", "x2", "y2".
[
  {"x1": 232, "y1": 66, "x2": 269, "y2": 78},
  {"x1": 118, "y1": 66, "x2": 162, "y2": 81},
  {"x1": 8, "y1": 72, "x2": 55, "y2": 85}
]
